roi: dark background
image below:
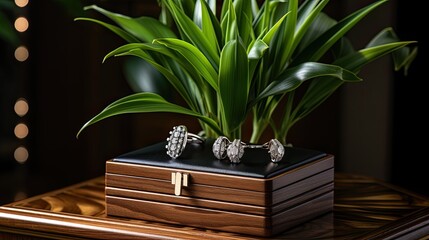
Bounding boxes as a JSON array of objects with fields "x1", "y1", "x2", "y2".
[{"x1": 1, "y1": 0, "x2": 427, "y2": 205}]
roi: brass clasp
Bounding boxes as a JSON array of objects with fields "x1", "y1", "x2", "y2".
[{"x1": 171, "y1": 172, "x2": 189, "y2": 196}]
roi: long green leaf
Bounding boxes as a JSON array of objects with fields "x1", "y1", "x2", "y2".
[
  {"x1": 335, "y1": 41, "x2": 416, "y2": 72},
  {"x1": 104, "y1": 45, "x2": 195, "y2": 110},
  {"x1": 261, "y1": 12, "x2": 289, "y2": 44},
  {"x1": 74, "y1": 17, "x2": 140, "y2": 43},
  {"x1": 123, "y1": 57, "x2": 172, "y2": 99},
  {"x1": 77, "y1": 92, "x2": 222, "y2": 137},
  {"x1": 292, "y1": 0, "x2": 387, "y2": 65},
  {"x1": 273, "y1": 0, "x2": 298, "y2": 73},
  {"x1": 104, "y1": 42, "x2": 205, "y2": 99},
  {"x1": 218, "y1": 40, "x2": 249, "y2": 134},
  {"x1": 248, "y1": 39, "x2": 269, "y2": 79},
  {"x1": 366, "y1": 28, "x2": 418, "y2": 74},
  {"x1": 220, "y1": 0, "x2": 238, "y2": 45},
  {"x1": 84, "y1": 5, "x2": 176, "y2": 42},
  {"x1": 163, "y1": 0, "x2": 219, "y2": 69},
  {"x1": 174, "y1": 0, "x2": 196, "y2": 18},
  {"x1": 154, "y1": 38, "x2": 219, "y2": 91},
  {"x1": 220, "y1": 0, "x2": 232, "y2": 23},
  {"x1": 253, "y1": 62, "x2": 361, "y2": 103},
  {"x1": 293, "y1": 41, "x2": 415, "y2": 122},
  {"x1": 193, "y1": 0, "x2": 220, "y2": 52},
  {"x1": 234, "y1": 0, "x2": 254, "y2": 46},
  {"x1": 292, "y1": 0, "x2": 330, "y2": 54},
  {"x1": 294, "y1": 12, "x2": 336, "y2": 56},
  {"x1": 206, "y1": 0, "x2": 216, "y2": 14}
]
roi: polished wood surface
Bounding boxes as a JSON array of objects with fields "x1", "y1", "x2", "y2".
[{"x1": 1, "y1": 173, "x2": 429, "y2": 239}]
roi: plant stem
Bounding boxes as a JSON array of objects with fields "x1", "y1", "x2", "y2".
[
  {"x1": 277, "y1": 92, "x2": 295, "y2": 145},
  {"x1": 250, "y1": 116, "x2": 268, "y2": 143}
]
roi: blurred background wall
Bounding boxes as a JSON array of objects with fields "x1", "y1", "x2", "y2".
[{"x1": 1, "y1": 0, "x2": 427, "y2": 205}]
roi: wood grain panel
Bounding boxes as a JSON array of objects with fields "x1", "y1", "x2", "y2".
[
  {"x1": 271, "y1": 182, "x2": 334, "y2": 215},
  {"x1": 271, "y1": 191, "x2": 334, "y2": 235},
  {"x1": 106, "y1": 187, "x2": 266, "y2": 215},
  {"x1": 106, "y1": 191, "x2": 333, "y2": 237},
  {"x1": 271, "y1": 155, "x2": 334, "y2": 190},
  {"x1": 106, "y1": 173, "x2": 266, "y2": 205},
  {"x1": 106, "y1": 161, "x2": 267, "y2": 191},
  {"x1": 106, "y1": 155, "x2": 333, "y2": 192},
  {"x1": 106, "y1": 182, "x2": 334, "y2": 216},
  {"x1": 106, "y1": 169, "x2": 332, "y2": 206},
  {"x1": 272, "y1": 168, "x2": 333, "y2": 205}
]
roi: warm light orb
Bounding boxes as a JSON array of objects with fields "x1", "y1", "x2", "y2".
[
  {"x1": 14, "y1": 146, "x2": 29, "y2": 164},
  {"x1": 14, "y1": 98, "x2": 29, "y2": 116},
  {"x1": 15, "y1": 0, "x2": 29, "y2": 8},
  {"x1": 14, "y1": 46, "x2": 29, "y2": 62},
  {"x1": 14, "y1": 123, "x2": 29, "y2": 139},
  {"x1": 14, "y1": 17, "x2": 29, "y2": 32}
]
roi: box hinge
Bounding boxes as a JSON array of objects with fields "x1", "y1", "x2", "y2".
[{"x1": 171, "y1": 172, "x2": 189, "y2": 196}]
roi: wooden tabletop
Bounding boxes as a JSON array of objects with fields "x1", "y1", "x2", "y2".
[{"x1": 0, "y1": 173, "x2": 429, "y2": 239}]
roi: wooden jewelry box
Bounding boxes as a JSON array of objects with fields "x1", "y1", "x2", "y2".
[{"x1": 105, "y1": 139, "x2": 334, "y2": 237}]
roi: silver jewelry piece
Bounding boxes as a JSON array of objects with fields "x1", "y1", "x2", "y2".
[
  {"x1": 227, "y1": 139, "x2": 245, "y2": 163},
  {"x1": 166, "y1": 125, "x2": 204, "y2": 159},
  {"x1": 212, "y1": 136, "x2": 230, "y2": 159},
  {"x1": 267, "y1": 139, "x2": 285, "y2": 162},
  {"x1": 244, "y1": 139, "x2": 284, "y2": 162}
]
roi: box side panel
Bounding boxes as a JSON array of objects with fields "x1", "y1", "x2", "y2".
[
  {"x1": 271, "y1": 182, "x2": 334, "y2": 215},
  {"x1": 272, "y1": 191, "x2": 334, "y2": 236},
  {"x1": 271, "y1": 155, "x2": 334, "y2": 190},
  {"x1": 272, "y1": 168, "x2": 334, "y2": 205}
]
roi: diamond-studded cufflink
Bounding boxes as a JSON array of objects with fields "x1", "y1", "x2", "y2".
[
  {"x1": 166, "y1": 125, "x2": 204, "y2": 159},
  {"x1": 212, "y1": 136, "x2": 230, "y2": 160},
  {"x1": 266, "y1": 139, "x2": 285, "y2": 163}
]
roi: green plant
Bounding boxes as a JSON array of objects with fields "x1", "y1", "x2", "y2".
[{"x1": 76, "y1": 0, "x2": 416, "y2": 144}]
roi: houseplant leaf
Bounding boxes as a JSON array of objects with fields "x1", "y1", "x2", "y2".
[
  {"x1": 287, "y1": 41, "x2": 415, "y2": 141},
  {"x1": 292, "y1": 0, "x2": 388, "y2": 65},
  {"x1": 74, "y1": 17, "x2": 140, "y2": 43},
  {"x1": 193, "y1": 0, "x2": 221, "y2": 51},
  {"x1": 83, "y1": 5, "x2": 176, "y2": 42},
  {"x1": 162, "y1": 0, "x2": 219, "y2": 69},
  {"x1": 218, "y1": 39, "x2": 249, "y2": 137},
  {"x1": 76, "y1": 1, "x2": 417, "y2": 144},
  {"x1": 123, "y1": 57, "x2": 172, "y2": 100},
  {"x1": 77, "y1": 92, "x2": 222, "y2": 138},
  {"x1": 253, "y1": 62, "x2": 361, "y2": 103},
  {"x1": 154, "y1": 38, "x2": 219, "y2": 92}
]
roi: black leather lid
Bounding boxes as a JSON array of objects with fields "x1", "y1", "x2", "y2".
[{"x1": 113, "y1": 139, "x2": 326, "y2": 179}]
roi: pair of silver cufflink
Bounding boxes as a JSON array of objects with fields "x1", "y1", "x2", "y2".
[{"x1": 212, "y1": 136, "x2": 285, "y2": 164}]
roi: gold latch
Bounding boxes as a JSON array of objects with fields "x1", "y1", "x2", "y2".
[{"x1": 171, "y1": 172, "x2": 189, "y2": 196}]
